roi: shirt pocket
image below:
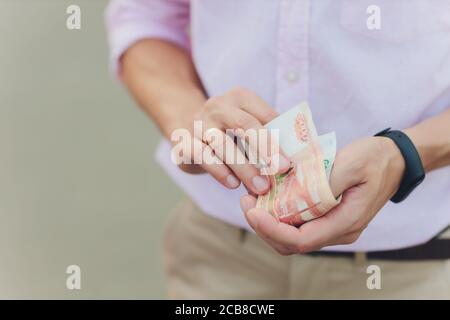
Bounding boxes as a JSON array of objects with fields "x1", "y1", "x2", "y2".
[{"x1": 340, "y1": 0, "x2": 450, "y2": 43}]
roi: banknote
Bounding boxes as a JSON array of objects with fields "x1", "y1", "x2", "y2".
[{"x1": 256, "y1": 102, "x2": 339, "y2": 226}]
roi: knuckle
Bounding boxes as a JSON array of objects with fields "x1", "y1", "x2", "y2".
[
  {"x1": 207, "y1": 111, "x2": 224, "y2": 124},
  {"x1": 343, "y1": 233, "x2": 360, "y2": 245},
  {"x1": 204, "y1": 96, "x2": 219, "y2": 108},
  {"x1": 208, "y1": 166, "x2": 229, "y2": 183},
  {"x1": 228, "y1": 86, "x2": 249, "y2": 99},
  {"x1": 209, "y1": 140, "x2": 224, "y2": 154},
  {"x1": 235, "y1": 114, "x2": 258, "y2": 130},
  {"x1": 204, "y1": 96, "x2": 224, "y2": 113},
  {"x1": 358, "y1": 221, "x2": 370, "y2": 233},
  {"x1": 348, "y1": 222, "x2": 363, "y2": 233},
  {"x1": 204, "y1": 128, "x2": 223, "y2": 144},
  {"x1": 349, "y1": 220, "x2": 365, "y2": 234},
  {"x1": 263, "y1": 110, "x2": 278, "y2": 123},
  {"x1": 294, "y1": 243, "x2": 310, "y2": 254},
  {"x1": 348, "y1": 213, "x2": 370, "y2": 234},
  {"x1": 346, "y1": 212, "x2": 365, "y2": 233}
]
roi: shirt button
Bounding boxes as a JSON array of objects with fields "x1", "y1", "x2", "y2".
[{"x1": 286, "y1": 71, "x2": 299, "y2": 83}]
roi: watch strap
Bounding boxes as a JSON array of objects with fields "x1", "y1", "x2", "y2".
[{"x1": 375, "y1": 128, "x2": 425, "y2": 203}]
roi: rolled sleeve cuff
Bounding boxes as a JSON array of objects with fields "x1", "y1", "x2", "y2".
[{"x1": 106, "y1": 19, "x2": 190, "y2": 80}]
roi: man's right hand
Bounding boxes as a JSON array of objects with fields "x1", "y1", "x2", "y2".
[
  {"x1": 121, "y1": 40, "x2": 288, "y2": 195},
  {"x1": 175, "y1": 87, "x2": 290, "y2": 195}
]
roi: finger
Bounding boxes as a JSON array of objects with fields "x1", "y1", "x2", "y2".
[
  {"x1": 203, "y1": 126, "x2": 271, "y2": 195},
  {"x1": 232, "y1": 92, "x2": 290, "y2": 174},
  {"x1": 263, "y1": 238, "x2": 295, "y2": 256},
  {"x1": 190, "y1": 136, "x2": 241, "y2": 189},
  {"x1": 205, "y1": 95, "x2": 287, "y2": 173},
  {"x1": 245, "y1": 216, "x2": 294, "y2": 255},
  {"x1": 230, "y1": 87, "x2": 279, "y2": 125},
  {"x1": 240, "y1": 197, "x2": 294, "y2": 255},
  {"x1": 245, "y1": 208, "x2": 307, "y2": 250},
  {"x1": 335, "y1": 231, "x2": 361, "y2": 246},
  {"x1": 242, "y1": 183, "x2": 367, "y2": 252},
  {"x1": 244, "y1": 184, "x2": 258, "y2": 198},
  {"x1": 240, "y1": 194, "x2": 257, "y2": 214},
  {"x1": 328, "y1": 153, "x2": 364, "y2": 198},
  {"x1": 293, "y1": 187, "x2": 369, "y2": 251},
  {"x1": 204, "y1": 90, "x2": 289, "y2": 174},
  {"x1": 220, "y1": 109, "x2": 290, "y2": 174}
]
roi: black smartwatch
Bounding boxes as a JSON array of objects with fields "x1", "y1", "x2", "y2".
[{"x1": 374, "y1": 128, "x2": 425, "y2": 203}]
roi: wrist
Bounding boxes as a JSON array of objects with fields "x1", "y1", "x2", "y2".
[
  {"x1": 403, "y1": 126, "x2": 432, "y2": 172},
  {"x1": 160, "y1": 90, "x2": 207, "y2": 139},
  {"x1": 377, "y1": 136, "x2": 406, "y2": 189},
  {"x1": 403, "y1": 111, "x2": 450, "y2": 173}
]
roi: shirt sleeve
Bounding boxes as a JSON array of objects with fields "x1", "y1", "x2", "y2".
[{"x1": 105, "y1": 0, "x2": 190, "y2": 78}]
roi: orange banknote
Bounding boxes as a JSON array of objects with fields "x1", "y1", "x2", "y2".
[{"x1": 256, "y1": 102, "x2": 338, "y2": 226}]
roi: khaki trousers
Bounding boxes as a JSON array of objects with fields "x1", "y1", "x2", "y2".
[{"x1": 162, "y1": 198, "x2": 450, "y2": 299}]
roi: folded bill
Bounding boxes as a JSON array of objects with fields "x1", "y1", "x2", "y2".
[{"x1": 256, "y1": 102, "x2": 339, "y2": 226}]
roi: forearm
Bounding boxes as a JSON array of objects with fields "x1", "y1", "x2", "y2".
[
  {"x1": 405, "y1": 108, "x2": 450, "y2": 172},
  {"x1": 121, "y1": 39, "x2": 206, "y2": 138}
]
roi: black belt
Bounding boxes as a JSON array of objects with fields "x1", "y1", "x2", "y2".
[{"x1": 309, "y1": 229, "x2": 450, "y2": 261}]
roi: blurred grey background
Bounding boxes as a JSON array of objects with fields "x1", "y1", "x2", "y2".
[{"x1": 0, "y1": 0, "x2": 181, "y2": 298}]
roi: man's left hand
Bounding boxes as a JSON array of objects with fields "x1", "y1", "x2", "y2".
[{"x1": 240, "y1": 136, "x2": 406, "y2": 255}]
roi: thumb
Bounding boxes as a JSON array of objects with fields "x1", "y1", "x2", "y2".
[
  {"x1": 240, "y1": 194, "x2": 257, "y2": 214},
  {"x1": 328, "y1": 157, "x2": 362, "y2": 198}
]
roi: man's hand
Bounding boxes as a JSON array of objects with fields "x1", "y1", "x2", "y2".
[
  {"x1": 122, "y1": 40, "x2": 289, "y2": 195},
  {"x1": 176, "y1": 87, "x2": 290, "y2": 195},
  {"x1": 240, "y1": 136, "x2": 405, "y2": 255}
]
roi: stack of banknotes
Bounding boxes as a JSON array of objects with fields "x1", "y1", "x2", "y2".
[{"x1": 256, "y1": 102, "x2": 339, "y2": 226}]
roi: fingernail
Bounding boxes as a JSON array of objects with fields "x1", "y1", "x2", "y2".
[
  {"x1": 280, "y1": 155, "x2": 291, "y2": 170},
  {"x1": 226, "y1": 175, "x2": 240, "y2": 188},
  {"x1": 240, "y1": 197, "x2": 253, "y2": 213},
  {"x1": 252, "y1": 176, "x2": 269, "y2": 193}
]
